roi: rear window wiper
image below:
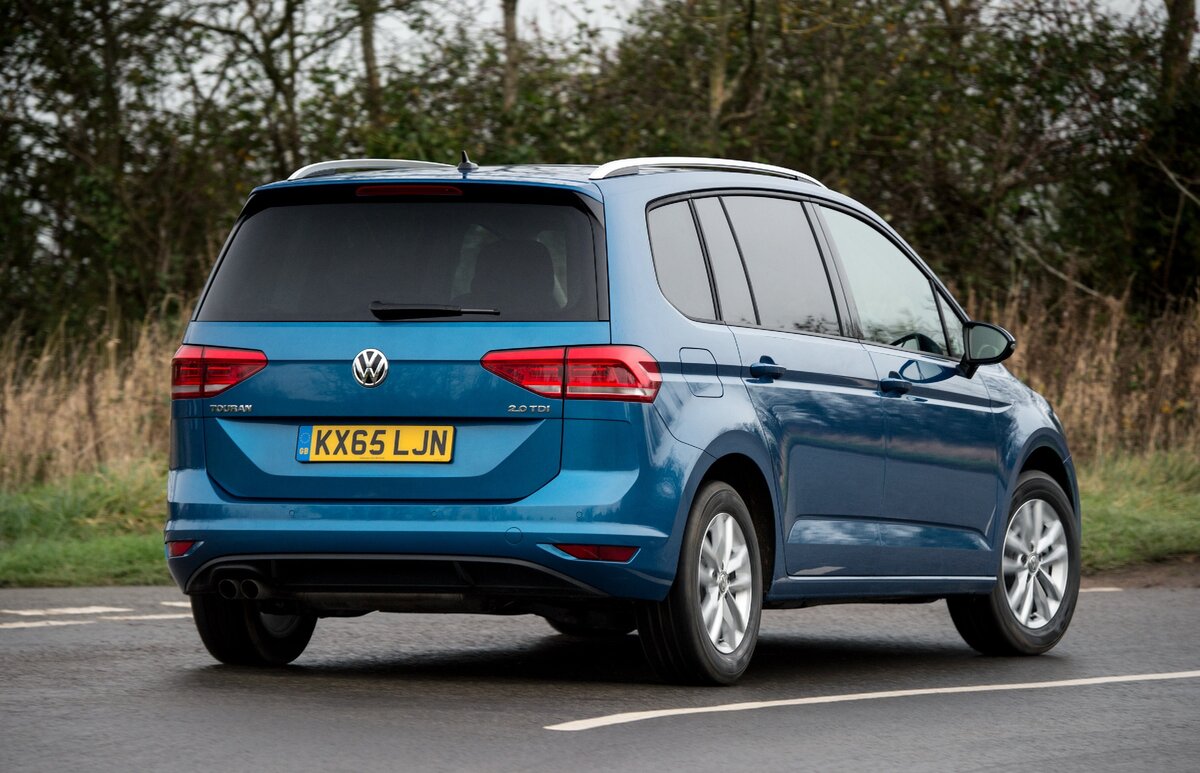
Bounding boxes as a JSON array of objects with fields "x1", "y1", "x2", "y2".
[{"x1": 369, "y1": 302, "x2": 501, "y2": 320}]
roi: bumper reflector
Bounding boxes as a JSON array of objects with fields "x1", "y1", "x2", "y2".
[
  {"x1": 554, "y1": 544, "x2": 638, "y2": 562},
  {"x1": 166, "y1": 540, "x2": 196, "y2": 558}
]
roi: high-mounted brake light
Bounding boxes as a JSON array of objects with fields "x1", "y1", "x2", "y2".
[
  {"x1": 481, "y1": 345, "x2": 661, "y2": 403},
  {"x1": 355, "y1": 184, "x2": 463, "y2": 197},
  {"x1": 171, "y1": 345, "x2": 267, "y2": 399}
]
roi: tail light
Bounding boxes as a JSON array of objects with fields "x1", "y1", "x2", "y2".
[
  {"x1": 172, "y1": 345, "x2": 267, "y2": 399},
  {"x1": 481, "y1": 345, "x2": 661, "y2": 403}
]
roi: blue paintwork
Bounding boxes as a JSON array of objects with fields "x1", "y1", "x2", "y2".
[{"x1": 166, "y1": 165, "x2": 1078, "y2": 607}]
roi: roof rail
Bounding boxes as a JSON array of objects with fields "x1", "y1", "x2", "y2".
[
  {"x1": 287, "y1": 158, "x2": 455, "y2": 181},
  {"x1": 588, "y1": 156, "x2": 826, "y2": 188}
]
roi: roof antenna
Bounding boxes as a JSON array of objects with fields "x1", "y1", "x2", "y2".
[{"x1": 457, "y1": 150, "x2": 478, "y2": 175}]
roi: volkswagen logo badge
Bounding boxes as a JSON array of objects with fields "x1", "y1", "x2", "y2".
[{"x1": 352, "y1": 348, "x2": 388, "y2": 388}]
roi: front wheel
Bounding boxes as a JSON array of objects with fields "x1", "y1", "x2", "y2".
[
  {"x1": 638, "y1": 481, "x2": 763, "y2": 685},
  {"x1": 191, "y1": 594, "x2": 317, "y2": 666},
  {"x1": 948, "y1": 471, "x2": 1080, "y2": 655}
]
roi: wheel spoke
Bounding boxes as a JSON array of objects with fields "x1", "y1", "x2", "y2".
[
  {"x1": 1002, "y1": 556, "x2": 1024, "y2": 575},
  {"x1": 1018, "y1": 574, "x2": 1035, "y2": 624},
  {"x1": 703, "y1": 592, "x2": 722, "y2": 641},
  {"x1": 1007, "y1": 572, "x2": 1028, "y2": 609},
  {"x1": 724, "y1": 593, "x2": 746, "y2": 636},
  {"x1": 722, "y1": 515, "x2": 735, "y2": 565},
  {"x1": 1031, "y1": 500, "x2": 1045, "y2": 545},
  {"x1": 1036, "y1": 568, "x2": 1063, "y2": 602},
  {"x1": 1004, "y1": 530, "x2": 1026, "y2": 555},
  {"x1": 1042, "y1": 544, "x2": 1068, "y2": 566},
  {"x1": 1036, "y1": 520, "x2": 1063, "y2": 554},
  {"x1": 726, "y1": 544, "x2": 749, "y2": 573},
  {"x1": 700, "y1": 538, "x2": 720, "y2": 572},
  {"x1": 729, "y1": 572, "x2": 752, "y2": 591},
  {"x1": 1031, "y1": 575, "x2": 1051, "y2": 621}
]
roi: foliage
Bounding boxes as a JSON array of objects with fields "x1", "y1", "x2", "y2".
[{"x1": 2, "y1": 0, "x2": 1197, "y2": 347}]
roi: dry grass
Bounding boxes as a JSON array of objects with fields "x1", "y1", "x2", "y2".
[
  {"x1": 0, "y1": 315, "x2": 180, "y2": 490},
  {"x1": 974, "y1": 284, "x2": 1200, "y2": 459},
  {"x1": 0, "y1": 285, "x2": 1196, "y2": 492}
]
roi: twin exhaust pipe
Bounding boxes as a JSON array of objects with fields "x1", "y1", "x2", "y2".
[{"x1": 216, "y1": 577, "x2": 269, "y2": 601}]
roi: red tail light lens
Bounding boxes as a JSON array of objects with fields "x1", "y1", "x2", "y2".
[
  {"x1": 555, "y1": 544, "x2": 639, "y2": 562},
  {"x1": 171, "y1": 345, "x2": 267, "y2": 399},
  {"x1": 481, "y1": 345, "x2": 661, "y2": 403},
  {"x1": 566, "y1": 346, "x2": 661, "y2": 402},
  {"x1": 481, "y1": 347, "x2": 566, "y2": 397}
]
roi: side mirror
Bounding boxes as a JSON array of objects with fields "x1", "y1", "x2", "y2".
[{"x1": 958, "y1": 321, "x2": 1015, "y2": 378}]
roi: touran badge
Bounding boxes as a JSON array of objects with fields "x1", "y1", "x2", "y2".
[{"x1": 352, "y1": 349, "x2": 388, "y2": 388}]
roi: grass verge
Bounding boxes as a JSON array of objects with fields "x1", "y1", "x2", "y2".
[
  {"x1": 0, "y1": 458, "x2": 171, "y2": 587},
  {"x1": 1078, "y1": 452, "x2": 1200, "y2": 571},
  {"x1": 0, "y1": 453, "x2": 1197, "y2": 587}
]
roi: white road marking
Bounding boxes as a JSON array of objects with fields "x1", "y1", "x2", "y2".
[
  {"x1": 160, "y1": 601, "x2": 191, "y2": 608},
  {"x1": 0, "y1": 619, "x2": 96, "y2": 630},
  {"x1": 546, "y1": 670, "x2": 1200, "y2": 732},
  {"x1": 1081, "y1": 587, "x2": 1123, "y2": 593},
  {"x1": 100, "y1": 613, "x2": 191, "y2": 621},
  {"x1": 0, "y1": 606, "x2": 132, "y2": 617}
]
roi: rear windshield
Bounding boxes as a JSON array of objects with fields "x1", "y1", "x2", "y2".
[{"x1": 197, "y1": 185, "x2": 602, "y2": 322}]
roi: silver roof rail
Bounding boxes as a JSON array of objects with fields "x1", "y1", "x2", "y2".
[
  {"x1": 588, "y1": 156, "x2": 826, "y2": 188},
  {"x1": 287, "y1": 158, "x2": 455, "y2": 181}
]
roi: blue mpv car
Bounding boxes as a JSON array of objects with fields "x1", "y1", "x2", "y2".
[{"x1": 167, "y1": 156, "x2": 1080, "y2": 684}]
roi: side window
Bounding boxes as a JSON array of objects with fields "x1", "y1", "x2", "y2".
[
  {"x1": 722, "y1": 196, "x2": 840, "y2": 336},
  {"x1": 693, "y1": 197, "x2": 757, "y2": 326},
  {"x1": 647, "y1": 202, "x2": 716, "y2": 320},
  {"x1": 820, "y1": 207, "x2": 949, "y2": 356},
  {"x1": 936, "y1": 292, "x2": 964, "y2": 359}
]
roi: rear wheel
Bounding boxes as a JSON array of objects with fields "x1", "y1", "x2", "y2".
[
  {"x1": 948, "y1": 471, "x2": 1080, "y2": 655},
  {"x1": 191, "y1": 594, "x2": 317, "y2": 666},
  {"x1": 637, "y1": 481, "x2": 763, "y2": 685}
]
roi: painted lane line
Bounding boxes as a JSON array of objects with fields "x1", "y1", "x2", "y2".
[
  {"x1": 545, "y1": 670, "x2": 1200, "y2": 732},
  {"x1": 1080, "y1": 587, "x2": 1123, "y2": 593},
  {"x1": 100, "y1": 613, "x2": 191, "y2": 621},
  {"x1": 160, "y1": 601, "x2": 191, "y2": 608},
  {"x1": 0, "y1": 619, "x2": 97, "y2": 630},
  {"x1": 0, "y1": 606, "x2": 132, "y2": 617}
]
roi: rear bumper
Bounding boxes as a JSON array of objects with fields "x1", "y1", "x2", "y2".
[{"x1": 165, "y1": 432, "x2": 704, "y2": 602}]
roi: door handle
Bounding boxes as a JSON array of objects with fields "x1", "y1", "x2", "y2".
[
  {"x1": 749, "y1": 359, "x2": 786, "y2": 379},
  {"x1": 879, "y1": 374, "x2": 912, "y2": 395}
]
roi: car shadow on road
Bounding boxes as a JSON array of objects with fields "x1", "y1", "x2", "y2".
[{"x1": 173, "y1": 629, "x2": 985, "y2": 693}]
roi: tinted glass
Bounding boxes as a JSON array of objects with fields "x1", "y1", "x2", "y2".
[
  {"x1": 647, "y1": 202, "x2": 716, "y2": 319},
  {"x1": 199, "y1": 197, "x2": 598, "y2": 322},
  {"x1": 693, "y1": 197, "x2": 756, "y2": 326},
  {"x1": 722, "y1": 196, "x2": 839, "y2": 335},
  {"x1": 821, "y1": 207, "x2": 948, "y2": 355},
  {"x1": 936, "y1": 292, "x2": 964, "y2": 358}
]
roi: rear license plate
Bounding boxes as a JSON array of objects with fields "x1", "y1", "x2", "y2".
[{"x1": 296, "y1": 425, "x2": 455, "y2": 463}]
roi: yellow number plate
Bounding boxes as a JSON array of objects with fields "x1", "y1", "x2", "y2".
[{"x1": 296, "y1": 425, "x2": 455, "y2": 463}]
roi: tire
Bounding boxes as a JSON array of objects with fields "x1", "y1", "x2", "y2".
[
  {"x1": 543, "y1": 611, "x2": 636, "y2": 639},
  {"x1": 637, "y1": 481, "x2": 763, "y2": 685},
  {"x1": 948, "y1": 470, "x2": 1080, "y2": 655},
  {"x1": 191, "y1": 593, "x2": 317, "y2": 666}
]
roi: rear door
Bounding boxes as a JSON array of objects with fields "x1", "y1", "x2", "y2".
[
  {"x1": 703, "y1": 194, "x2": 888, "y2": 577},
  {"x1": 188, "y1": 182, "x2": 608, "y2": 501}
]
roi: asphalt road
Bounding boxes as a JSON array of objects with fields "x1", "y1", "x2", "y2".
[{"x1": 2, "y1": 585, "x2": 1198, "y2": 772}]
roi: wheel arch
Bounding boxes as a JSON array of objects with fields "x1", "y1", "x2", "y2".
[
  {"x1": 1012, "y1": 433, "x2": 1080, "y2": 526},
  {"x1": 681, "y1": 430, "x2": 782, "y2": 592}
]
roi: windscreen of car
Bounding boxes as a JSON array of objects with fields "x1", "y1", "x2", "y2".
[{"x1": 197, "y1": 186, "x2": 601, "y2": 322}]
